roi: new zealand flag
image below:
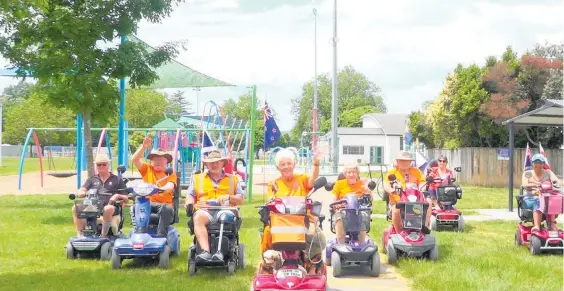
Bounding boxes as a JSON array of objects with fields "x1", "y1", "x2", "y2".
[{"x1": 264, "y1": 102, "x2": 281, "y2": 149}]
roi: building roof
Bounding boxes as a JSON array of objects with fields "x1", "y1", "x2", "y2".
[
  {"x1": 323, "y1": 128, "x2": 385, "y2": 137},
  {"x1": 361, "y1": 113, "x2": 408, "y2": 135}
]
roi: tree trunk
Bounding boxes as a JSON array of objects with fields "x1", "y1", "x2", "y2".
[{"x1": 82, "y1": 108, "x2": 95, "y2": 177}]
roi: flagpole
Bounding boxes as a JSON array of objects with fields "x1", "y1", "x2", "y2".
[{"x1": 247, "y1": 85, "x2": 257, "y2": 202}]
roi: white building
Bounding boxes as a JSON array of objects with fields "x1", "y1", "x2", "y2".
[{"x1": 321, "y1": 113, "x2": 408, "y2": 166}]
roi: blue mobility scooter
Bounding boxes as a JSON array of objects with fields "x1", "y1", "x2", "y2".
[
  {"x1": 186, "y1": 199, "x2": 245, "y2": 275},
  {"x1": 324, "y1": 175, "x2": 379, "y2": 277},
  {"x1": 111, "y1": 166, "x2": 181, "y2": 269},
  {"x1": 66, "y1": 187, "x2": 126, "y2": 260}
]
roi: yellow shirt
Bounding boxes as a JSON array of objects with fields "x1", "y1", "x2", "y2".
[
  {"x1": 383, "y1": 167, "x2": 425, "y2": 203},
  {"x1": 267, "y1": 174, "x2": 312, "y2": 198},
  {"x1": 139, "y1": 163, "x2": 178, "y2": 205},
  {"x1": 331, "y1": 179, "x2": 366, "y2": 200}
]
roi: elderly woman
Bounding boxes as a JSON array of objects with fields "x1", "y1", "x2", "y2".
[
  {"x1": 260, "y1": 148, "x2": 326, "y2": 275},
  {"x1": 428, "y1": 155, "x2": 454, "y2": 209},
  {"x1": 521, "y1": 153, "x2": 562, "y2": 231},
  {"x1": 331, "y1": 164, "x2": 372, "y2": 244}
]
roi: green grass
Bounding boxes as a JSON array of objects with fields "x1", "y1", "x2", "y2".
[
  {"x1": 0, "y1": 194, "x2": 263, "y2": 291},
  {"x1": 369, "y1": 218, "x2": 563, "y2": 291},
  {"x1": 370, "y1": 185, "x2": 519, "y2": 212}
]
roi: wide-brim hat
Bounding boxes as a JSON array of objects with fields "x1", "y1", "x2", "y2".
[
  {"x1": 395, "y1": 151, "x2": 414, "y2": 161},
  {"x1": 147, "y1": 149, "x2": 173, "y2": 163},
  {"x1": 202, "y1": 150, "x2": 229, "y2": 166},
  {"x1": 93, "y1": 153, "x2": 111, "y2": 164}
]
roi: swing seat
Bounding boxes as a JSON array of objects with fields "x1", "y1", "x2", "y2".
[{"x1": 48, "y1": 172, "x2": 77, "y2": 178}]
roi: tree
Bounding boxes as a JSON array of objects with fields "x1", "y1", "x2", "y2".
[
  {"x1": 0, "y1": 1, "x2": 185, "y2": 176},
  {"x1": 291, "y1": 65, "x2": 386, "y2": 144},
  {"x1": 124, "y1": 89, "x2": 169, "y2": 128},
  {"x1": 3, "y1": 90, "x2": 75, "y2": 145},
  {"x1": 166, "y1": 90, "x2": 191, "y2": 120}
]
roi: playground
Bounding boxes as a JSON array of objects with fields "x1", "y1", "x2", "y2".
[{"x1": 0, "y1": 32, "x2": 562, "y2": 291}]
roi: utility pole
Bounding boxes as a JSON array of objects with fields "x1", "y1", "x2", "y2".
[{"x1": 331, "y1": 0, "x2": 339, "y2": 173}]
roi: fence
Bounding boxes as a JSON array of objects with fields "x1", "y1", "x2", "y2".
[{"x1": 426, "y1": 147, "x2": 563, "y2": 187}]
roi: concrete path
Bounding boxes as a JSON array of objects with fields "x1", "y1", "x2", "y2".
[
  {"x1": 371, "y1": 209, "x2": 564, "y2": 223},
  {"x1": 310, "y1": 184, "x2": 412, "y2": 291}
]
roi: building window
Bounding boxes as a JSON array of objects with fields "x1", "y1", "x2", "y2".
[
  {"x1": 400, "y1": 136, "x2": 404, "y2": 150},
  {"x1": 343, "y1": 146, "x2": 364, "y2": 155}
]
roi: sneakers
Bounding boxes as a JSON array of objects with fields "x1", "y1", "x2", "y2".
[
  {"x1": 196, "y1": 250, "x2": 212, "y2": 261},
  {"x1": 211, "y1": 252, "x2": 224, "y2": 261},
  {"x1": 422, "y1": 226, "x2": 431, "y2": 234}
]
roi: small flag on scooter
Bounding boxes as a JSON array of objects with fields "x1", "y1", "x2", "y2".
[
  {"x1": 539, "y1": 142, "x2": 551, "y2": 170},
  {"x1": 524, "y1": 143, "x2": 532, "y2": 170}
]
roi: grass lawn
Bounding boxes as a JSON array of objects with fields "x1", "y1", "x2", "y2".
[
  {"x1": 370, "y1": 185, "x2": 519, "y2": 214},
  {"x1": 0, "y1": 194, "x2": 264, "y2": 291},
  {"x1": 369, "y1": 218, "x2": 563, "y2": 291}
]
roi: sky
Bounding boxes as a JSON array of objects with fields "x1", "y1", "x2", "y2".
[{"x1": 0, "y1": 0, "x2": 563, "y2": 131}]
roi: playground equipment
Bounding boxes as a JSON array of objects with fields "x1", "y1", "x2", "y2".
[{"x1": 17, "y1": 90, "x2": 258, "y2": 201}]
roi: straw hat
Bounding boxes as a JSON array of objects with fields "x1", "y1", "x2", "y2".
[
  {"x1": 93, "y1": 153, "x2": 111, "y2": 164},
  {"x1": 395, "y1": 151, "x2": 414, "y2": 161},
  {"x1": 202, "y1": 150, "x2": 229, "y2": 166},
  {"x1": 147, "y1": 149, "x2": 173, "y2": 163}
]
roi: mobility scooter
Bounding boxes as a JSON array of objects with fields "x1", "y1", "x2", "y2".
[
  {"x1": 324, "y1": 176, "x2": 379, "y2": 277},
  {"x1": 515, "y1": 180, "x2": 564, "y2": 255},
  {"x1": 110, "y1": 167, "x2": 181, "y2": 269},
  {"x1": 186, "y1": 198, "x2": 245, "y2": 275},
  {"x1": 66, "y1": 188, "x2": 125, "y2": 260},
  {"x1": 428, "y1": 167, "x2": 464, "y2": 232},
  {"x1": 381, "y1": 175, "x2": 438, "y2": 264},
  {"x1": 251, "y1": 177, "x2": 328, "y2": 291}
]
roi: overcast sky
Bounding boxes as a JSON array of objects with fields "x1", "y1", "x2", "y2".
[{"x1": 1, "y1": 0, "x2": 563, "y2": 131}]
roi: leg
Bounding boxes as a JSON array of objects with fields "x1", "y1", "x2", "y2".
[
  {"x1": 333, "y1": 213, "x2": 345, "y2": 243},
  {"x1": 425, "y1": 198, "x2": 433, "y2": 227},
  {"x1": 531, "y1": 197, "x2": 541, "y2": 231},
  {"x1": 260, "y1": 225, "x2": 272, "y2": 255},
  {"x1": 391, "y1": 204, "x2": 402, "y2": 233},
  {"x1": 151, "y1": 203, "x2": 174, "y2": 236},
  {"x1": 72, "y1": 205, "x2": 86, "y2": 237},
  {"x1": 101, "y1": 205, "x2": 115, "y2": 237},
  {"x1": 193, "y1": 210, "x2": 212, "y2": 260}
]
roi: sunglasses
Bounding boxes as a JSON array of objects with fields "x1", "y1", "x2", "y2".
[
  {"x1": 438, "y1": 160, "x2": 447, "y2": 163},
  {"x1": 96, "y1": 163, "x2": 108, "y2": 167}
]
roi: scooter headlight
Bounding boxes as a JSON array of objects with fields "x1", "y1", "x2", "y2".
[{"x1": 407, "y1": 195, "x2": 417, "y2": 202}]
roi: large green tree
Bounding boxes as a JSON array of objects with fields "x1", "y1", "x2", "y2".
[
  {"x1": 0, "y1": 0, "x2": 185, "y2": 176},
  {"x1": 3, "y1": 90, "x2": 75, "y2": 145},
  {"x1": 291, "y1": 65, "x2": 386, "y2": 145}
]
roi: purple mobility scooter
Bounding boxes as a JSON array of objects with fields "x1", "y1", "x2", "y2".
[{"x1": 324, "y1": 174, "x2": 380, "y2": 277}]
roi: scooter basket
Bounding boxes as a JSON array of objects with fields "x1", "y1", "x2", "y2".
[
  {"x1": 402, "y1": 203, "x2": 425, "y2": 230},
  {"x1": 539, "y1": 193, "x2": 564, "y2": 215},
  {"x1": 74, "y1": 199, "x2": 102, "y2": 219},
  {"x1": 340, "y1": 209, "x2": 370, "y2": 233},
  {"x1": 437, "y1": 186, "x2": 458, "y2": 204},
  {"x1": 270, "y1": 212, "x2": 307, "y2": 250}
]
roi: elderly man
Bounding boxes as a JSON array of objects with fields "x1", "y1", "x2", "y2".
[
  {"x1": 73, "y1": 154, "x2": 127, "y2": 237},
  {"x1": 131, "y1": 136, "x2": 178, "y2": 237},
  {"x1": 184, "y1": 150, "x2": 245, "y2": 261},
  {"x1": 383, "y1": 151, "x2": 431, "y2": 234}
]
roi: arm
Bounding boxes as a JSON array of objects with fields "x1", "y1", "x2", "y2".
[
  {"x1": 307, "y1": 149, "x2": 322, "y2": 188},
  {"x1": 331, "y1": 181, "x2": 340, "y2": 202},
  {"x1": 110, "y1": 178, "x2": 129, "y2": 203},
  {"x1": 521, "y1": 172, "x2": 538, "y2": 189},
  {"x1": 229, "y1": 179, "x2": 245, "y2": 206},
  {"x1": 548, "y1": 170, "x2": 562, "y2": 186},
  {"x1": 131, "y1": 135, "x2": 153, "y2": 171},
  {"x1": 77, "y1": 178, "x2": 92, "y2": 197}
]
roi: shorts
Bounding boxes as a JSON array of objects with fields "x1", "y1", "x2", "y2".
[
  {"x1": 305, "y1": 226, "x2": 326, "y2": 256},
  {"x1": 194, "y1": 208, "x2": 238, "y2": 224},
  {"x1": 331, "y1": 211, "x2": 369, "y2": 231},
  {"x1": 523, "y1": 196, "x2": 540, "y2": 212},
  {"x1": 389, "y1": 193, "x2": 401, "y2": 203}
]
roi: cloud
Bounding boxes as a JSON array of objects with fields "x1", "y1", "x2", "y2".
[{"x1": 1, "y1": 0, "x2": 562, "y2": 132}]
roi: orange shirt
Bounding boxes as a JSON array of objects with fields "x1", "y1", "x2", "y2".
[
  {"x1": 139, "y1": 162, "x2": 177, "y2": 204},
  {"x1": 331, "y1": 179, "x2": 366, "y2": 200},
  {"x1": 383, "y1": 167, "x2": 426, "y2": 190},
  {"x1": 267, "y1": 174, "x2": 312, "y2": 198}
]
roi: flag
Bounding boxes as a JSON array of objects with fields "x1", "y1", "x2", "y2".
[
  {"x1": 201, "y1": 130, "x2": 216, "y2": 154},
  {"x1": 264, "y1": 102, "x2": 281, "y2": 149},
  {"x1": 524, "y1": 143, "x2": 532, "y2": 170},
  {"x1": 404, "y1": 122, "x2": 413, "y2": 146},
  {"x1": 415, "y1": 151, "x2": 429, "y2": 173},
  {"x1": 539, "y1": 142, "x2": 551, "y2": 170}
]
